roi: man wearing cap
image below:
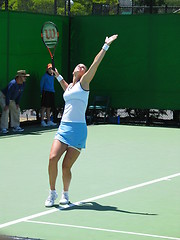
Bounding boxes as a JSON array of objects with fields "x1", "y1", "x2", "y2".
[
  {"x1": 0, "y1": 70, "x2": 30, "y2": 134},
  {"x1": 40, "y1": 63, "x2": 57, "y2": 127}
]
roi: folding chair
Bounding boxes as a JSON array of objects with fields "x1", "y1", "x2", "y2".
[{"x1": 87, "y1": 95, "x2": 110, "y2": 124}]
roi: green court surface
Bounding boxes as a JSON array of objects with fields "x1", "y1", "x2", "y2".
[{"x1": 0, "y1": 124, "x2": 180, "y2": 240}]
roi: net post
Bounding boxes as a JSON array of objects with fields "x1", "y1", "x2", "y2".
[
  {"x1": 68, "y1": 0, "x2": 71, "y2": 16},
  {"x1": 54, "y1": 0, "x2": 57, "y2": 15},
  {"x1": 5, "y1": 0, "x2": 8, "y2": 10}
]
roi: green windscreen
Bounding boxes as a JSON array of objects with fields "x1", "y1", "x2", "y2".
[
  {"x1": 70, "y1": 15, "x2": 180, "y2": 109},
  {"x1": 0, "y1": 11, "x2": 8, "y2": 89},
  {"x1": 1, "y1": 12, "x2": 180, "y2": 110}
]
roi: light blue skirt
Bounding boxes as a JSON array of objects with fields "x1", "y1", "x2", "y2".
[{"x1": 54, "y1": 121, "x2": 87, "y2": 149}]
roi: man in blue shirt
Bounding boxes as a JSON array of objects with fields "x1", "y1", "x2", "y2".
[
  {"x1": 40, "y1": 63, "x2": 57, "y2": 127},
  {"x1": 0, "y1": 70, "x2": 30, "y2": 134}
]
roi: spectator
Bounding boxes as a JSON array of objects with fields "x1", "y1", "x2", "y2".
[
  {"x1": 40, "y1": 63, "x2": 57, "y2": 127},
  {"x1": 0, "y1": 70, "x2": 30, "y2": 134}
]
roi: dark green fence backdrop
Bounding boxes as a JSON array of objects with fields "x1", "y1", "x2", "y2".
[
  {"x1": 0, "y1": 11, "x2": 180, "y2": 110},
  {"x1": 0, "y1": 10, "x2": 69, "y2": 110}
]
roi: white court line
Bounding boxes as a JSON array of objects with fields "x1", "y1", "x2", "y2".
[
  {"x1": 26, "y1": 220, "x2": 180, "y2": 240},
  {"x1": 0, "y1": 172, "x2": 180, "y2": 229}
]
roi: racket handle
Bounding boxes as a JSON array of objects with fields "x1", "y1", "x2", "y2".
[{"x1": 51, "y1": 57, "x2": 55, "y2": 70}]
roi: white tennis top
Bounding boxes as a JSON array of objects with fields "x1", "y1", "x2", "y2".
[{"x1": 61, "y1": 81, "x2": 89, "y2": 123}]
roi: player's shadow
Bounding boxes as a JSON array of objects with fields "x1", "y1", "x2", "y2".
[{"x1": 55, "y1": 201, "x2": 157, "y2": 216}]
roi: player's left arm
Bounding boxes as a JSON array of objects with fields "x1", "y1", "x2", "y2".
[
  {"x1": 80, "y1": 34, "x2": 118, "y2": 90},
  {"x1": 15, "y1": 83, "x2": 25, "y2": 105}
]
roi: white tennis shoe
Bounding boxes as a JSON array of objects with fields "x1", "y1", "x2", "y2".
[
  {"x1": 13, "y1": 126, "x2": 24, "y2": 132},
  {"x1": 1, "y1": 128, "x2": 8, "y2": 134},
  {"x1": 47, "y1": 121, "x2": 57, "y2": 126},
  {"x1": 59, "y1": 191, "x2": 70, "y2": 205},
  {"x1": 45, "y1": 190, "x2": 58, "y2": 207},
  {"x1": 41, "y1": 120, "x2": 47, "y2": 127}
]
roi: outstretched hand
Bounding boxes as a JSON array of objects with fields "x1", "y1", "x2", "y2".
[
  {"x1": 52, "y1": 68, "x2": 59, "y2": 77},
  {"x1": 105, "y1": 34, "x2": 118, "y2": 46}
]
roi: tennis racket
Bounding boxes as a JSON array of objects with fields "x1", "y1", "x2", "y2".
[{"x1": 41, "y1": 21, "x2": 59, "y2": 70}]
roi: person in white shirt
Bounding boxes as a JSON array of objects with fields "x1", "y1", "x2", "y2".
[{"x1": 45, "y1": 34, "x2": 118, "y2": 207}]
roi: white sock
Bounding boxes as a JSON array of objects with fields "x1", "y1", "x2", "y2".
[
  {"x1": 50, "y1": 190, "x2": 56, "y2": 194},
  {"x1": 63, "y1": 191, "x2": 68, "y2": 195}
]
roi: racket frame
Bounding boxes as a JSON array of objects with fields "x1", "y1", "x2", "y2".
[{"x1": 41, "y1": 21, "x2": 59, "y2": 69}]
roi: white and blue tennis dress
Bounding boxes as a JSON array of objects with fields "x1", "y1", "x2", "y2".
[{"x1": 55, "y1": 81, "x2": 89, "y2": 149}]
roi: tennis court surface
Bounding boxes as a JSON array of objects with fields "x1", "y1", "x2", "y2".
[{"x1": 0, "y1": 124, "x2": 180, "y2": 240}]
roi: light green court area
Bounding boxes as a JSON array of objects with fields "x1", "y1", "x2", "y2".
[{"x1": 0, "y1": 125, "x2": 180, "y2": 240}]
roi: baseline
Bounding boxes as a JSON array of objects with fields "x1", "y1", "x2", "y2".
[
  {"x1": 0, "y1": 172, "x2": 180, "y2": 229},
  {"x1": 26, "y1": 220, "x2": 180, "y2": 240}
]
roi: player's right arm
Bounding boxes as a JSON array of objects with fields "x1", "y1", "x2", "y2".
[{"x1": 53, "y1": 69, "x2": 68, "y2": 91}]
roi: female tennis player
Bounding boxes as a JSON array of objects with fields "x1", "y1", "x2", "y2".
[{"x1": 45, "y1": 34, "x2": 118, "y2": 207}]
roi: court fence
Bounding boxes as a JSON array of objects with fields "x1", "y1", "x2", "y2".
[
  {"x1": 92, "y1": 4, "x2": 180, "y2": 15},
  {"x1": 18, "y1": 108, "x2": 180, "y2": 128},
  {"x1": 1, "y1": 1, "x2": 180, "y2": 16}
]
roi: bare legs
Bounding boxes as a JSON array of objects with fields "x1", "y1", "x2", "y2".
[
  {"x1": 62, "y1": 147, "x2": 80, "y2": 191},
  {"x1": 48, "y1": 139, "x2": 80, "y2": 192},
  {"x1": 41, "y1": 107, "x2": 51, "y2": 122}
]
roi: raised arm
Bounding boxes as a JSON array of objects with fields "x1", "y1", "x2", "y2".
[
  {"x1": 53, "y1": 69, "x2": 68, "y2": 91},
  {"x1": 80, "y1": 34, "x2": 118, "y2": 90}
]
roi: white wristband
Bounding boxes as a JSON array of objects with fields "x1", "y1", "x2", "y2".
[
  {"x1": 102, "y1": 43, "x2": 109, "y2": 51},
  {"x1": 56, "y1": 74, "x2": 63, "y2": 83}
]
